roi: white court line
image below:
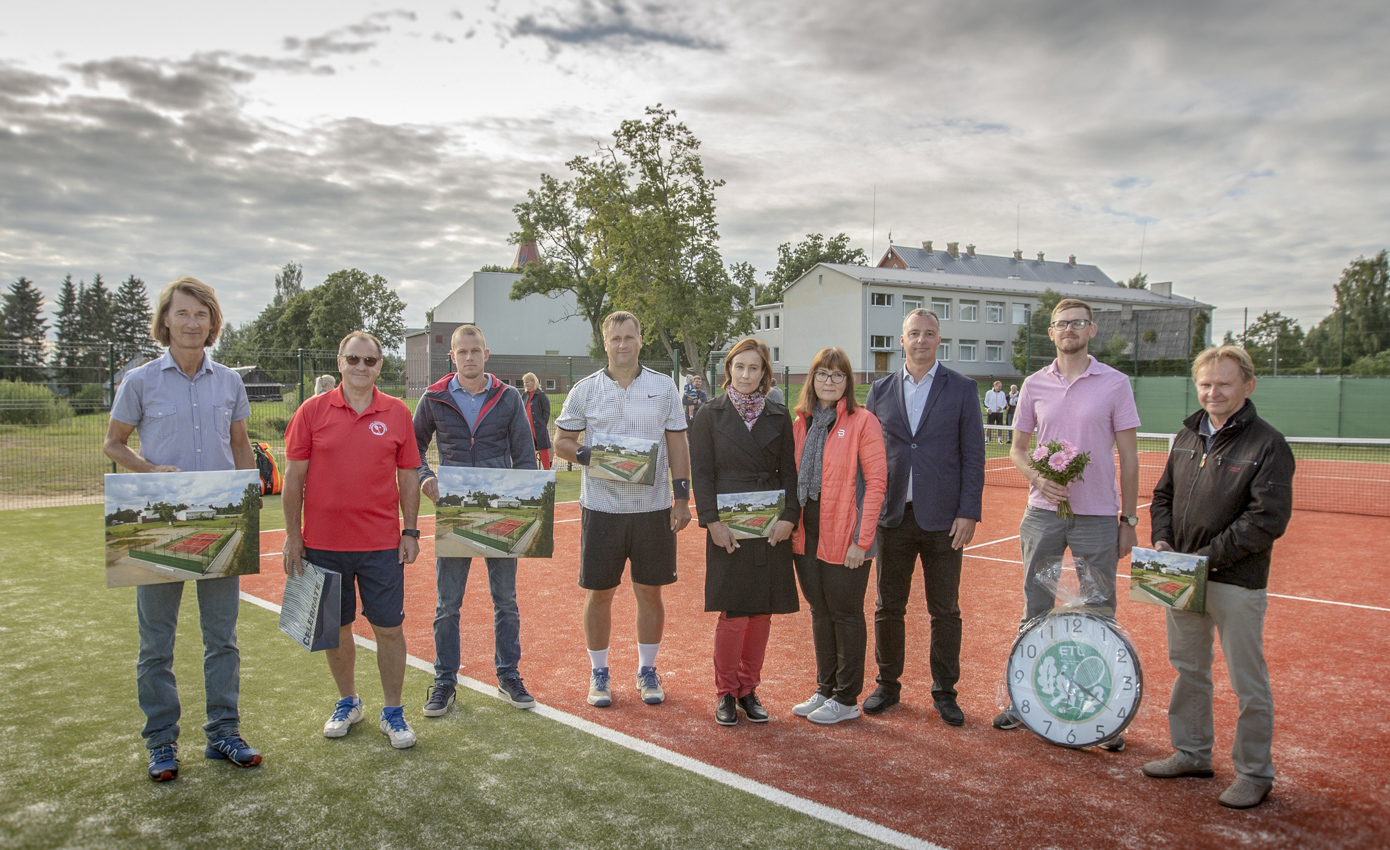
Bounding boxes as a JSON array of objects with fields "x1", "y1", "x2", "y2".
[
  {"x1": 1267, "y1": 594, "x2": 1390, "y2": 613},
  {"x1": 238, "y1": 590, "x2": 939, "y2": 850}
]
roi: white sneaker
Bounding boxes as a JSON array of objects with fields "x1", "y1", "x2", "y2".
[
  {"x1": 792, "y1": 692, "x2": 829, "y2": 717},
  {"x1": 379, "y1": 707, "x2": 417, "y2": 749},
  {"x1": 323, "y1": 695, "x2": 364, "y2": 738},
  {"x1": 807, "y1": 699, "x2": 861, "y2": 725},
  {"x1": 636, "y1": 666, "x2": 665, "y2": 705}
]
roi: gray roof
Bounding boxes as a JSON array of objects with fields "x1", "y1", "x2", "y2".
[
  {"x1": 884, "y1": 245, "x2": 1118, "y2": 287},
  {"x1": 810, "y1": 264, "x2": 1213, "y2": 309}
]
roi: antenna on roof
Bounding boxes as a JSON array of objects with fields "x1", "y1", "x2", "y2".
[
  {"x1": 1016, "y1": 204, "x2": 1020, "y2": 251},
  {"x1": 871, "y1": 185, "x2": 877, "y2": 263}
]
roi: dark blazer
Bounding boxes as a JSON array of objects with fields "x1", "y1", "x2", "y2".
[
  {"x1": 525, "y1": 390, "x2": 552, "y2": 450},
  {"x1": 866, "y1": 364, "x2": 985, "y2": 532},
  {"x1": 690, "y1": 393, "x2": 801, "y2": 615}
]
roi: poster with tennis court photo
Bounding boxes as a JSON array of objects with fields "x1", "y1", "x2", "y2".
[
  {"x1": 717, "y1": 490, "x2": 785, "y2": 540},
  {"x1": 434, "y1": 466, "x2": 557, "y2": 559},
  {"x1": 104, "y1": 470, "x2": 262, "y2": 588},
  {"x1": 585, "y1": 431, "x2": 660, "y2": 485},
  {"x1": 1130, "y1": 546, "x2": 1208, "y2": 613}
]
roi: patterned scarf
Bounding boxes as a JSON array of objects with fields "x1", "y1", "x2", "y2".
[
  {"x1": 797, "y1": 404, "x2": 838, "y2": 505},
  {"x1": 726, "y1": 387, "x2": 766, "y2": 430}
]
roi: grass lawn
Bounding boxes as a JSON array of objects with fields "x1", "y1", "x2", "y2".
[{"x1": 0, "y1": 504, "x2": 888, "y2": 850}]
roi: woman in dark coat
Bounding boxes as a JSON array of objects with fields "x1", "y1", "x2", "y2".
[
  {"x1": 522, "y1": 372, "x2": 552, "y2": 470},
  {"x1": 690, "y1": 337, "x2": 800, "y2": 726}
]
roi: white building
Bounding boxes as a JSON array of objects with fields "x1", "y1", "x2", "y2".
[
  {"x1": 490, "y1": 497, "x2": 522, "y2": 509},
  {"x1": 175, "y1": 506, "x2": 216, "y2": 521}
]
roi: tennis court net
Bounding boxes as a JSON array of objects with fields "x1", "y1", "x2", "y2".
[{"x1": 981, "y1": 427, "x2": 1390, "y2": 518}]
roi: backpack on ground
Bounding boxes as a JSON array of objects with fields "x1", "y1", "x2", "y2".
[{"x1": 252, "y1": 442, "x2": 283, "y2": 495}]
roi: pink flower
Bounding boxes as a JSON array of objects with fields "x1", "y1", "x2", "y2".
[
  {"x1": 1032, "y1": 446, "x2": 1050, "y2": 462},
  {"x1": 1049, "y1": 451, "x2": 1069, "y2": 472}
]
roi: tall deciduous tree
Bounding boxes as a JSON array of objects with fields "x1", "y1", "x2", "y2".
[
  {"x1": 573, "y1": 105, "x2": 752, "y2": 372},
  {"x1": 1, "y1": 277, "x2": 48, "y2": 381},
  {"x1": 1011, "y1": 289, "x2": 1062, "y2": 375},
  {"x1": 1123, "y1": 272, "x2": 1149, "y2": 289},
  {"x1": 111, "y1": 275, "x2": 158, "y2": 364},
  {"x1": 763, "y1": 233, "x2": 867, "y2": 304},
  {"x1": 277, "y1": 269, "x2": 406, "y2": 352},
  {"x1": 1242, "y1": 311, "x2": 1306, "y2": 374},
  {"x1": 509, "y1": 173, "x2": 610, "y2": 357},
  {"x1": 274, "y1": 262, "x2": 304, "y2": 306},
  {"x1": 1305, "y1": 251, "x2": 1390, "y2": 369}
]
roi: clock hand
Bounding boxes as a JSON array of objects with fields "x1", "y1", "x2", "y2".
[{"x1": 1058, "y1": 669, "x2": 1103, "y2": 707}]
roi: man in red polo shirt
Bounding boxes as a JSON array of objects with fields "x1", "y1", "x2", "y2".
[{"x1": 283, "y1": 330, "x2": 423, "y2": 750}]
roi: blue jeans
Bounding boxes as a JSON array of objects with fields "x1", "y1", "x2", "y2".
[
  {"x1": 136, "y1": 576, "x2": 241, "y2": 748},
  {"x1": 433, "y1": 557, "x2": 521, "y2": 684}
]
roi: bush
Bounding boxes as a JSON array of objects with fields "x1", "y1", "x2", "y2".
[
  {"x1": 0, "y1": 381, "x2": 75, "y2": 425},
  {"x1": 71, "y1": 383, "x2": 110, "y2": 414}
]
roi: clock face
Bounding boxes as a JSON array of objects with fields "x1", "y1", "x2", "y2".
[{"x1": 1006, "y1": 610, "x2": 1143, "y2": 748}]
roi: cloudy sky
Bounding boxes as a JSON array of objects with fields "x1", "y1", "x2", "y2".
[
  {"x1": 105, "y1": 469, "x2": 260, "y2": 512},
  {"x1": 3, "y1": 0, "x2": 1387, "y2": 342},
  {"x1": 437, "y1": 465, "x2": 554, "y2": 499}
]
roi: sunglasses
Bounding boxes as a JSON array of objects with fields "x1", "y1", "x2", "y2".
[{"x1": 341, "y1": 355, "x2": 381, "y2": 367}]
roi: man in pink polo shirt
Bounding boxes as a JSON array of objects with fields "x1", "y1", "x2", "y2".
[
  {"x1": 282, "y1": 330, "x2": 423, "y2": 750},
  {"x1": 994, "y1": 298, "x2": 1140, "y2": 749}
]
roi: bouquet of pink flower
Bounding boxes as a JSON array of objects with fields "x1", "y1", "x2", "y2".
[{"x1": 1028, "y1": 438, "x2": 1091, "y2": 519}]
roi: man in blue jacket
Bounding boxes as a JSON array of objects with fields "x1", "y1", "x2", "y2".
[
  {"x1": 864, "y1": 308, "x2": 985, "y2": 725},
  {"x1": 415, "y1": 324, "x2": 538, "y2": 716}
]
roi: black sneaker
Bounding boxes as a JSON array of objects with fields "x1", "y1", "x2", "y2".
[
  {"x1": 992, "y1": 709, "x2": 1022, "y2": 730},
  {"x1": 737, "y1": 692, "x2": 770, "y2": 723},
  {"x1": 147, "y1": 742, "x2": 179, "y2": 782},
  {"x1": 497, "y1": 675, "x2": 536, "y2": 710},
  {"x1": 422, "y1": 682, "x2": 456, "y2": 717},
  {"x1": 1097, "y1": 735, "x2": 1126, "y2": 753},
  {"x1": 715, "y1": 694, "x2": 738, "y2": 726}
]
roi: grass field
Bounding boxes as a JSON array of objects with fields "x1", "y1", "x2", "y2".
[{"x1": 0, "y1": 504, "x2": 891, "y2": 850}]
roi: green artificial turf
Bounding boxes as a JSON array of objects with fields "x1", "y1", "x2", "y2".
[{"x1": 0, "y1": 505, "x2": 889, "y2": 850}]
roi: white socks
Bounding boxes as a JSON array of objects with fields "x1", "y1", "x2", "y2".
[
  {"x1": 637, "y1": 642, "x2": 660, "y2": 670},
  {"x1": 588, "y1": 648, "x2": 609, "y2": 670}
]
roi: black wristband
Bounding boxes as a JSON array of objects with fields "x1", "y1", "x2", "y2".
[
  {"x1": 672, "y1": 478, "x2": 690, "y2": 500},
  {"x1": 400, "y1": 528, "x2": 420, "y2": 538},
  {"x1": 576, "y1": 446, "x2": 591, "y2": 466}
]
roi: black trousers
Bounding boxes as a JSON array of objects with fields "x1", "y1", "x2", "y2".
[
  {"x1": 875, "y1": 503, "x2": 963, "y2": 700},
  {"x1": 794, "y1": 497, "x2": 872, "y2": 706}
]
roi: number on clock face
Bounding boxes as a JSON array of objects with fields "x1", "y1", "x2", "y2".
[{"x1": 1004, "y1": 610, "x2": 1143, "y2": 748}]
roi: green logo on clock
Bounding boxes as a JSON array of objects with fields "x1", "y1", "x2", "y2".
[{"x1": 1033, "y1": 641, "x2": 1112, "y2": 723}]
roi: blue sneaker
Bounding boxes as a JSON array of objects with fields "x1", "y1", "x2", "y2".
[
  {"x1": 148, "y1": 742, "x2": 179, "y2": 781},
  {"x1": 379, "y1": 706, "x2": 417, "y2": 749},
  {"x1": 497, "y1": 674, "x2": 536, "y2": 710},
  {"x1": 205, "y1": 735, "x2": 262, "y2": 767},
  {"x1": 587, "y1": 667, "x2": 612, "y2": 707},
  {"x1": 636, "y1": 666, "x2": 665, "y2": 705},
  {"x1": 324, "y1": 695, "x2": 364, "y2": 738}
]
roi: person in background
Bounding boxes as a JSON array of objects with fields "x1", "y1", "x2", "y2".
[
  {"x1": 1006, "y1": 383, "x2": 1020, "y2": 444},
  {"x1": 522, "y1": 372, "x2": 553, "y2": 470},
  {"x1": 790, "y1": 347, "x2": 888, "y2": 725},
  {"x1": 690, "y1": 338, "x2": 799, "y2": 726},
  {"x1": 683, "y1": 374, "x2": 709, "y2": 426},
  {"x1": 1143, "y1": 345, "x2": 1294, "y2": 810},
  {"x1": 282, "y1": 330, "x2": 422, "y2": 750},
  {"x1": 104, "y1": 277, "x2": 262, "y2": 781},
  {"x1": 984, "y1": 380, "x2": 1008, "y2": 444},
  {"x1": 314, "y1": 374, "x2": 337, "y2": 396}
]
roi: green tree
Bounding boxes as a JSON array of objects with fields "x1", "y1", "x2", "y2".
[
  {"x1": 1305, "y1": 251, "x2": 1390, "y2": 369},
  {"x1": 274, "y1": 262, "x2": 303, "y2": 306},
  {"x1": 278, "y1": 269, "x2": 406, "y2": 352},
  {"x1": 509, "y1": 173, "x2": 610, "y2": 356},
  {"x1": 1243, "y1": 311, "x2": 1306, "y2": 374},
  {"x1": 111, "y1": 275, "x2": 158, "y2": 365},
  {"x1": 1190, "y1": 310, "x2": 1211, "y2": 358},
  {"x1": 1, "y1": 277, "x2": 49, "y2": 381},
  {"x1": 77, "y1": 274, "x2": 114, "y2": 346},
  {"x1": 1123, "y1": 272, "x2": 1148, "y2": 290},
  {"x1": 763, "y1": 233, "x2": 867, "y2": 304},
  {"x1": 51, "y1": 275, "x2": 83, "y2": 387},
  {"x1": 1011, "y1": 289, "x2": 1062, "y2": 375},
  {"x1": 573, "y1": 105, "x2": 753, "y2": 372}
]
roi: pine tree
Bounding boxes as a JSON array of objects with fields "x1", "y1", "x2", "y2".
[
  {"x1": 52, "y1": 275, "x2": 83, "y2": 389},
  {"x1": 75, "y1": 274, "x2": 114, "y2": 379},
  {"x1": 1, "y1": 277, "x2": 49, "y2": 381},
  {"x1": 112, "y1": 274, "x2": 157, "y2": 364}
]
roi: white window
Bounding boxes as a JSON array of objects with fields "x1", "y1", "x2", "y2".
[
  {"x1": 870, "y1": 335, "x2": 894, "y2": 350},
  {"x1": 986, "y1": 301, "x2": 1005, "y2": 323},
  {"x1": 939, "y1": 339, "x2": 951, "y2": 361},
  {"x1": 959, "y1": 300, "x2": 979, "y2": 322},
  {"x1": 931, "y1": 298, "x2": 951, "y2": 320},
  {"x1": 545, "y1": 378, "x2": 556, "y2": 390},
  {"x1": 959, "y1": 340, "x2": 978, "y2": 361},
  {"x1": 871, "y1": 292, "x2": 893, "y2": 307},
  {"x1": 903, "y1": 297, "x2": 923, "y2": 313},
  {"x1": 773, "y1": 314, "x2": 780, "y2": 329},
  {"x1": 772, "y1": 347, "x2": 780, "y2": 363},
  {"x1": 1012, "y1": 303, "x2": 1029, "y2": 325},
  {"x1": 986, "y1": 341, "x2": 1004, "y2": 362}
]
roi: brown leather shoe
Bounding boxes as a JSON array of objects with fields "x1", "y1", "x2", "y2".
[{"x1": 1219, "y1": 779, "x2": 1271, "y2": 809}]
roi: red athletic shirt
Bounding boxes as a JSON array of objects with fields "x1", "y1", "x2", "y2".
[{"x1": 285, "y1": 386, "x2": 421, "y2": 551}]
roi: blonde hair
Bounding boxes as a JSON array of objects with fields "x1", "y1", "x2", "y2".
[
  {"x1": 1192, "y1": 345, "x2": 1255, "y2": 383},
  {"x1": 1051, "y1": 298, "x2": 1094, "y2": 320},
  {"x1": 522, "y1": 372, "x2": 539, "y2": 389},
  {"x1": 314, "y1": 374, "x2": 336, "y2": 394},
  {"x1": 722, "y1": 338, "x2": 773, "y2": 395},
  {"x1": 151, "y1": 277, "x2": 222, "y2": 348},
  {"x1": 338, "y1": 330, "x2": 383, "y2": 357},
  {"x1": 451, "y1": 324, "x2": 487, "y2": 348}
]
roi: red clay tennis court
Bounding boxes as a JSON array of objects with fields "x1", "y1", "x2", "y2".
[
  {"x1": 164, "y1": 532, "x2": 222, "y2": 555},
  {"x1": 248, "y1": 482, "x2": 1389, "y2": 848},
  {"x1": 479, "y1": 518, "x2": 524, "y2": 537}
]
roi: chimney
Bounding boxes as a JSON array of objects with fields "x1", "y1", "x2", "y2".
[
  {"x1": 1151, "y1": 281, "x2": 1173, "y2": 297},
  {"x1": 1036, "y1": 251, "x2": 1045, "y2": 262},
  {"x1": 1068, "y1": 254, "x2": 1077, "y2": 265},
  {"x1": 966, "y1": 244, "x2": 976, "y2": 257},
  {"x1": 1013, "y1": 249, "x2": 1023, "y2": 261},
  {"x1": 947, "y1": 242, "x2": 960, "y2": 258},
  {"x1": 922, "y1": 240, "x2": 933, "y2": 252}
]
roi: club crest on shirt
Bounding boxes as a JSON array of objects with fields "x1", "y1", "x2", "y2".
[
  {"x1": 369, "y1": 421, "x2": 388, "y2": 436},
  {"x1": 837, "y1": 428, "x2": 846, "y2": 438}
]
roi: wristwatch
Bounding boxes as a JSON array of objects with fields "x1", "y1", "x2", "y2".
[
  {"x1": 1119, "y1": 514, "x2": 1139, "y2": 527},
  {"x1": 401, "y1": 528, "x2": 421, "y2": 538}
]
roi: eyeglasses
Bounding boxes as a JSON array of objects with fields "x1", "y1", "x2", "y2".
[
  {"x1": 1050, "y1": 319, "x2": 1093, "y2": 330},
  {"x1": 341, "y1": 355, "x2": 381, "y2": 367},
  {"x1": 814, "y1": 370, "x2": 846, "y2": 384}
]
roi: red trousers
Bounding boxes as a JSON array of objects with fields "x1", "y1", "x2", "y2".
[
  {"x1": 713, "y1": 613, "x2": 771, "y2": 698},
  {"x1": 537, "y1": 449, "x2": 551, "y2": 470}
]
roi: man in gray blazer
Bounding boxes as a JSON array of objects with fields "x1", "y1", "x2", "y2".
[{"x1": 863, "y1": 308, "x2": 986, "y2": 725}]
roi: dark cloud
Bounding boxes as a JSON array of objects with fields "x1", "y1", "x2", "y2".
[
  {"x1": 68, "y1": 56, "x2": 252, "y2": 111},
  {"x1": 512, "y1": 0, "x2": 722, "y2": 52}
]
